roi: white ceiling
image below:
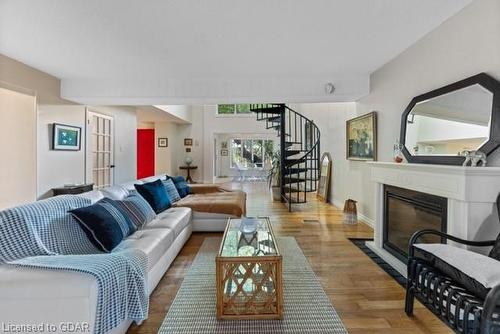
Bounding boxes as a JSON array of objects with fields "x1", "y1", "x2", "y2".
[{"x1": 0, "y1": 0, "x2": 472, "y2": 105}]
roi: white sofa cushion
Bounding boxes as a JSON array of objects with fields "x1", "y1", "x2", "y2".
[
  {"x1": 100, "y1": 185, "x2": 129, "y2": 200},
  {"x1": 121, "y1": 180, "x2": 143, "y2": 192},
  {"x1": 146, "y1": 207, "x2": 192, "y2": 238},
  {"x1": 140, "y1": 175, "x2": 166, "y2": 184},
  {"x1": 415, "y1": 243, "x2": 500, "y2": 297},
  {"x1": 114, "y1": 228, "x2": 175, "y2": 271},
  {"x1": 77, "y1": 190, "x2": 104, "y2": 204}
]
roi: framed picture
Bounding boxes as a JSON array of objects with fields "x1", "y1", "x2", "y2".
[
  {"x1": 221, "y1": 149, "x2": 228, "y2": 156},
  {"x1": 52, "y1": 123, "x2": 81, "y2": 151},
  {"x1": 346, "y1": 112, "x2": 377, "y2": 161},
  {"x1": 158, "y1": 138, "x2": 168, "y2": 147},
  {"x1": 186, "y1": 147, "x2": 191, "y2": 153},
  {"x1": 317, "y1": 153, "x2": 332, "y2": 203},
  {"x1": 184, "y1": 138, "x2": 193, "y2": 146}
]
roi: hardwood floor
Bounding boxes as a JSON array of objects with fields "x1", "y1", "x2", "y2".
[{"x1": 128, "y1": 182, "x2": 451, "y2": 333}]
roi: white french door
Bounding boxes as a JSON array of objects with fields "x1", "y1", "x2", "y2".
[{"x1": 86, "y1": 110, "x2": 114, "y2": 189}]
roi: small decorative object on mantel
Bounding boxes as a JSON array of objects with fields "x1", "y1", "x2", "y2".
[
  {"x1": 158, "y1": 138, "x2": 168, "y2": 147},
  {"x1": 184, "y1": 138, "x2": 193, "y2": 146},
  {"x1": 343, "y1": 199, "x2": 358, "y2": 225},
  {"x1": 52, "y1": 123, "x2": 81, "y2": 151},
  {"x1": 393, "y1": 140, "x2": 404, "y2": 163},
  {"x1": 461, "y1": 150, "x2": 487, "y2": 167},
  {"x1": 346, "y1": 112, "x2": 377, "y2": 161}
]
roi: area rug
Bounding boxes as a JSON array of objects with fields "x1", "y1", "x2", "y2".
[{"x1": 158, "y1": 237, "x2": 348, "y2": 333}]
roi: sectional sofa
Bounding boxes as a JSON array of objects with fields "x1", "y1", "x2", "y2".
[{"x1": 0, "y1": 175, "x2": 244, "y2": 334}]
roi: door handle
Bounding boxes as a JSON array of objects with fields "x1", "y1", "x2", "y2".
[{"x1": 110, "y1": 165, "x2": 115, "y2": 168}]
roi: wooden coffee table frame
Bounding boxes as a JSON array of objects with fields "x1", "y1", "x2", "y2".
[{"x1": 216, "y1": 217, "x2": 283, "y2": 320}]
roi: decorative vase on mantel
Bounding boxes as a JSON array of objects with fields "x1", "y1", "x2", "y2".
[{"x1": 393, "y1": 140, "x2": 404, "y2": 163}]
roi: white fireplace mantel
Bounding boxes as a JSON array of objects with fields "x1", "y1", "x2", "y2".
[{"x1": 366, "y1": 161, "x2": 500, "y2": 277}]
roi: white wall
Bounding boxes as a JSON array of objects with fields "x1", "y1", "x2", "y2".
[
  {"x1": 299, "y1": 0, "x2": 500, "y2": 224},
  {"x1": 37, "y1": 105, "x2": 137, "y2": 198},
  {"x1": 154, "y1": 121, "x2": 180, "y2": 176},
  {"x1": 37, "y1": 105, "x2": 86, "y2": 198},
  {"x1": 0, "y1": 87, "x2": 37, "y2": 209}
]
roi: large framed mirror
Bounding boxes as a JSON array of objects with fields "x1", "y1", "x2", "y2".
[
  {"x1": 317, "y1": 152, "x2": 332, "y2": 202},
  {"x1": 400, "y1": 73, "x2": 500, "y2": 165}
]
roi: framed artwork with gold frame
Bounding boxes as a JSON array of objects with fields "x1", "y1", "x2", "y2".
[{"x1": 346, "y1": 112, "x2": 377, "y2": 161}]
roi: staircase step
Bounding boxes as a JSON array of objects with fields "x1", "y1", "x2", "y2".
[
  {"x1": 283, "y1": 177, "x2": 307, "y2": 184},
  {"x1": 285, "y1": 167, "x2": 308, "y2": 174},
  {"x1": 266, "y1": 116, "x2": 281, "y2": 122},
  {"x1": 284, "y1": 150, "x2": 302, "y2": 157},
  {"x1": 283, "y1": 186, "x2": 316, "y2": 193},
  {"x1": 251, "y1": 107, "x2": 282, "y2": 114}
]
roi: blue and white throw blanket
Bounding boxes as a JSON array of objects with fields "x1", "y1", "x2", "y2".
[{"x1": 0, "y1": 195, "x2": 149, "y2": 334}]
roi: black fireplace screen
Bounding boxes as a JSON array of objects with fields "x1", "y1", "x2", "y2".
[{"x1": 383, "y1": 185, "x2": 447, "y2": 262}]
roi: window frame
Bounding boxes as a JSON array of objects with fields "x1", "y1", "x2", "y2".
[
  {"x1": 216, "y1": 104, "x2": 254, "y2": 118},
  {"x1": 229, "y1": 137, "x2": 274, "y2": 169}
]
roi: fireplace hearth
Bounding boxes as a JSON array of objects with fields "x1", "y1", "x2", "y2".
[{"x1": 383, "y1": 185, "x2": 447, "y2": 262}]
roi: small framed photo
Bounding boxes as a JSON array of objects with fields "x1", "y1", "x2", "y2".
[
  {"x1": 158, "y1": 138, "x2": 168, "y2": 147},
  {"x1": 186, "y1": 147, "x2": 192, "y2": 153},
  {"x1": 346, "y1": 112, "x2": 377, "y2": 161},
  {"x1": 184, "y1": 138, "x2": 193, "y2": 146},
  {"x1": 221, "y1": 149, "x2": 228, "y2": 156},
  {"x1": 52, "y1": 123, "x2": 81, "y2": 151}
]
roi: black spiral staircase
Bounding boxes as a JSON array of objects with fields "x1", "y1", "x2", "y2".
[{"x1": 250, "y1": 104, "x2": 320, "y2": 211}]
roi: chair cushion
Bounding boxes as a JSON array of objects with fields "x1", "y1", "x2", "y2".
[
  {"x1": 100, "y1": 185, "x2": 129, "y2": 200},
  {"x1": 114, "y1": 228, "x2": 174, "y2": 271},
  {"x1": 162, "y1": 179, "x2": 181, "y2": 203},
  {"x1": 168, "y1": 176, "x2": 191, "y2": 198},
  {"x1": 145, "y1": 207, "x2": 192, "y2": 238},
  {"x1": 70, "y1": 199, "x2": 136, "y2": 252},
  {"x1": 134, "y1": 179, "x2": 171, "y2": 214},
  {"x1": 111, "y1": 192, "x2": 156, "y2": 229},
  {"x1": 415, "y1": 243, "x2": 500, "y2": 299}
]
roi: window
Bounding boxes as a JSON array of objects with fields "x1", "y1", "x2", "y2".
[
  {"x1": 230, "y1": 138, "x2": 274, "y2": 168},
  {"x1": 217, "y1": 104, "x2": 252, "y2": 115}
]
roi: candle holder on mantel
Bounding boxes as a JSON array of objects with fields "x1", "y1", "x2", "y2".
[{"x1": 393, "y1": 141, "x2": 404, "y2": 163}]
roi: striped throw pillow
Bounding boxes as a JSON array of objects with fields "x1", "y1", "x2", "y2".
[
  {"x1": 162, "y1": 179, "x2": 181, "y2": 203},
  {"x1": 170, "y1": 176, "x2": 191, "y2": 198},
  {"x1": 70, "y1": 199, "x2": 136, "y2": 252},
  {"x1": 111, "y1": 192, "x2": 156, "y2": 229}
]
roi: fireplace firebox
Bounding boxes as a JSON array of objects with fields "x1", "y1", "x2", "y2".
[{"x1": 383, "y1": 185, "x2": 447, "y2": 262}]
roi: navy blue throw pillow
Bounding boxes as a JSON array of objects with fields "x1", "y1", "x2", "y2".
[
  {"x1": 134, "y1": 179, "x2": 171, "y2": 213},
  {"x1": 69, "y1": 199, "x2": 136, "y2": 252},
  {"x1": 168, "y1": 175, "x2": 191, "y2": 198}
]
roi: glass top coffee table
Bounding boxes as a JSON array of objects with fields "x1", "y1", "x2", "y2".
[{"x1": 216, "y1": 217, "x2": 283, "y2": 320}]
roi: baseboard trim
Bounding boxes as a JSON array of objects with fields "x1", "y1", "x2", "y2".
[{"x1": 332, "y1": 198, "x2": 374, "y2": 228}]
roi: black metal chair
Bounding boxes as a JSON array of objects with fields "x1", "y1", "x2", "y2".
[{"x1": 406, "y1": 229, "x2": 500, "y2": 333}]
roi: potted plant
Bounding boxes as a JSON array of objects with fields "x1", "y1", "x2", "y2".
[{"x1": 268, "y1": 151, "x2": 281, "y2": 201}]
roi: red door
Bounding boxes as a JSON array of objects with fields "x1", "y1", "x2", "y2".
[{"x1": 137, "y1": 129, "x2": 155, "y2": 179}]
